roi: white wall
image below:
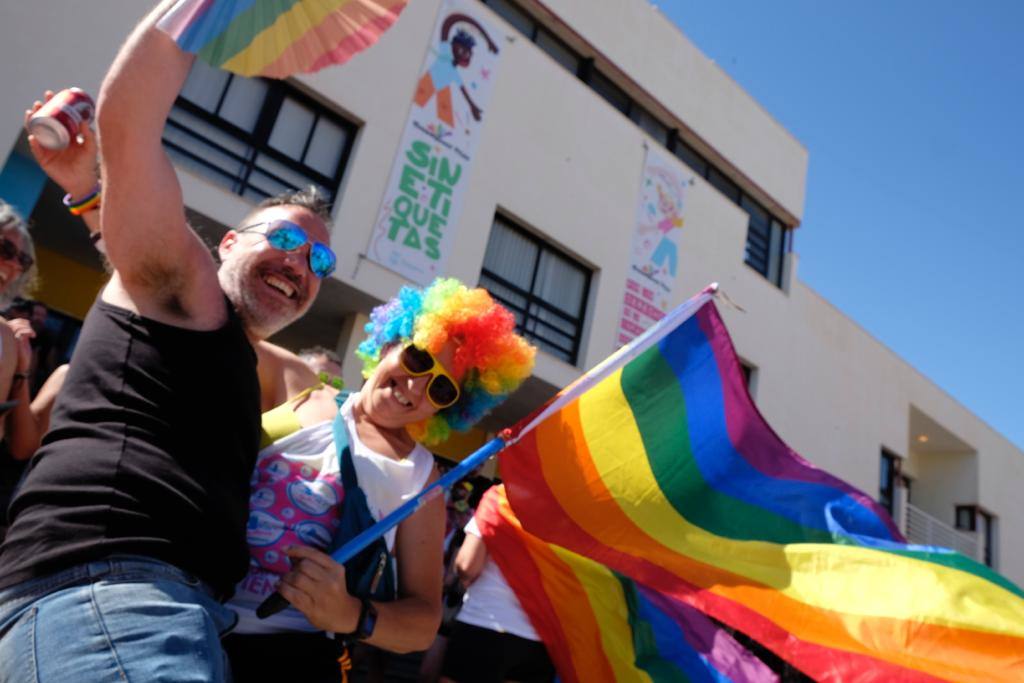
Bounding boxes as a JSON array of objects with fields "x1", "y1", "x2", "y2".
[{"x1": 907, "y1": 450, "x2": 977, "y2": 524}]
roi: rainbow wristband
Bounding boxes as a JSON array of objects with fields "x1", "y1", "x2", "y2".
[
  {"x1": 69, "y1": 194, "x2": 100, "y2": 216},
  {"x1": 63, "y1": 184, "x2": 101, "y2": 216}
]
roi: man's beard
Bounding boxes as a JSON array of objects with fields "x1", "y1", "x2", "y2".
[{"x1": 220, "y1": 261, "x2": 299, "y2": 340}]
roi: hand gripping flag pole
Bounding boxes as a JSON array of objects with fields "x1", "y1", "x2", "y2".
[
  {"x1": 256, "y1": 435, "x2": 508, "y2": 618},
  {"x1": 256, "y1": 283, "x2": 720, "y2": 619}
]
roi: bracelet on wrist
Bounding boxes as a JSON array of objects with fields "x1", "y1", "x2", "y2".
[
  {"x1": 63, "y1": 183, "x2": 102, "y2": 216},
  {"x1": 351, "y1": 598, "x2": 377, "y2": 641}
]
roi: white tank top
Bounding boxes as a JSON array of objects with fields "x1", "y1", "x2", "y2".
[{"x1": 231, "y1": 392, "x2": 434, "y2": 634}]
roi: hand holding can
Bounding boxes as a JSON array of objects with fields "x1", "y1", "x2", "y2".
[
  {"x1": 25, "y1": 88, "x2": 96, "y2": 151},
  {"x1": 24, "y1": 90, "x2": 99, "y2": 197}
]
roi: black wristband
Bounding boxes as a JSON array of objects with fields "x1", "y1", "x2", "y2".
[{"x1": 350, "y1": 598, "x2": 378, "y2": 641}]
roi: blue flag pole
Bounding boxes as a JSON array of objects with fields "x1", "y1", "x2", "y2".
[{"x1": 256, "y1": 435, "x2": 508, "y2": 618}]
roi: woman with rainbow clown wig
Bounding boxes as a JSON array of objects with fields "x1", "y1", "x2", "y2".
[{"x1": 224, "y1": 277, "x2": 535, "y2": 682}]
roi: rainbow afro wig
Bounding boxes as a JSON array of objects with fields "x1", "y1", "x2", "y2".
[{"x1": 356, "y1": 278, "x2": 536, "y2": 445}]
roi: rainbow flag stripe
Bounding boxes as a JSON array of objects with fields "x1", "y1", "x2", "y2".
[
  {"x1": 500, "y1": 294, "x2": 1024, "y2": 681},
  {"x1": 475, "y1": 486, "x2": 778, "y2": 683},
  {"x1": 158, "y1": 0, "x2": 408, "y2": 78}
]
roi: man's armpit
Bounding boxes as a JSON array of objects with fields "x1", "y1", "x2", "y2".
[{"x1": 135, "y1": 259, "x2": 191, "y2": 318}]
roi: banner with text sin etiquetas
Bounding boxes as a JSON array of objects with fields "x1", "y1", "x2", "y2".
[
  {"x1": 616, "y1": 148, "x2": 692, "y2": 347},
  {"x1": 367, "y1": 0, "x2": 503, "y2": 284}
]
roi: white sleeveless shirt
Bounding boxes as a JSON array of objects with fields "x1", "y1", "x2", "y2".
[{"x1": 231, "y1": 392, "x2": 434, "y2": 634}]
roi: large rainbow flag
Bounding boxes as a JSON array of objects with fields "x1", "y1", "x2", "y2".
[
  {"x1": 498, "y1": 287, "x2": 1024, "y2": 681},
  {"x1": 157, "y1": 0, "x2": 408, "y2": 78},
  {"x1": 475, "y1": 484, "x2": 779, "y2": 683}
]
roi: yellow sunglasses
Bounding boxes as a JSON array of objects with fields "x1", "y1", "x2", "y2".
[{"x1": 398, "y1": 344, "x2": 461, "y2": 409}]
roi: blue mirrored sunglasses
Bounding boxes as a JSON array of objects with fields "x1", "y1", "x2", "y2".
[{"x1": 238, "y1": 220, "x2": 336, "y2": 278}]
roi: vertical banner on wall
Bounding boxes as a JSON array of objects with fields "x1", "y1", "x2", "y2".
[
  {"x1": 616, "y1": 148, "x2": 693, "y2": 347},
  {"x1": 366, "y1": 0, "x2": 503, "y2": 284}
]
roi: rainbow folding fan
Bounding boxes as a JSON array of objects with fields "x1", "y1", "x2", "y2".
[{"x1": 157, "y1": 0, "x2": 410, "y2": 78}]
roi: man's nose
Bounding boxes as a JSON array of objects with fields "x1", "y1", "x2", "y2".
[{"x1": 281, "y1": 246, "x2": 308, "y2": 271}]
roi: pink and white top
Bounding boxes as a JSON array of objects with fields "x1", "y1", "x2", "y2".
[{"x1": 230, "y1": 393, "x2": 434, "y2": 634}]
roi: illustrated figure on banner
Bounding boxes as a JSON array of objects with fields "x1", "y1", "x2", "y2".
[
  {"x1": 368, "y1": 0, "x2": 503, "y2": 286},
  {"x1": 637, "y1": 173, "x2": 685, "y2": 281},
  {"x1": 414, "y1": 13, "x2": 498, "y2": 131}
]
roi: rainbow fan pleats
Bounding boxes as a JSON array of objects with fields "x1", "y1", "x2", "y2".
[
  {"x1": 475, "y1": 486, "x2": 777, "y2": 683},
  {"x1": 157, "y1": 0, "x2": 409, "y2": 78},
  {"x1": 499, "y1": 295, "x2": 1024, "y2": 681}
]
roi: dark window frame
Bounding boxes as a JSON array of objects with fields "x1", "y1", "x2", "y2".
[
  {"x1": 979, "y1": 509, "x2": 994, "y2": 567},
  {"x1": 899, "y1": 474, "x2": 912, "y2": 505},
  {"x1": 479, "y1": 214, "x2": 592, "y2": 365},
  {"x1": 955, "y1": 504, "x2": 996, "y2": 567},
  {"x1": 955, "y1": 505, "x2": 976, "y2": 531},
  {"x1": 163, "y1": 71, "x2": 357, "y2": 203},
  {"x1": 879, "y1": 450, "x2": 899, "y2": 516}
]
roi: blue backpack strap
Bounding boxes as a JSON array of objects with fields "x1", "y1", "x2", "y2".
[
  {"x1": 327, "y1": 391, "x2": 398, "y2": 602},
  {"x1": 332, "y1": 391, "x2": 358, "y2": 490}
]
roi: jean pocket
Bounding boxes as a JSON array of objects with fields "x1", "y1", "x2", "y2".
[{"x1": 0, "y1": 605, "x2": 39, "y2": 682}]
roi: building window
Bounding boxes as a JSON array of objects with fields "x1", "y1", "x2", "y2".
[
  {"x1": 630, "y1": 107, "x2": 670, "y2": 146},
  {"x1": 738, "y1": 360, "x2": 758, "y2": 400},
  {"x1": 162, "y1": 60, "x2": 357, "y2": 203},
  {"x1": 708, "y1": 168, "x2": 741, "y2": 204},
  {"x1": 740, "y1": 196, "x2": 786, "y2": 286},
  {"x1": 586, "y1": 65, "x2": 632, "y2": 115},
  {"x1": 979, "y1": 510, "x2": 994, "y2": 567},
  {"x1": 668, "y1": 136, "x2": 707, "y2": 177},
  {"x1": 955, "y1": 505, "x2": 976, "y2": 531},
  {"x1": 534, "y1": 27, "x2": 582, "y2": 74},
  {"x1": 879, "y1": 450, "x2": 899, "y2": 516},
  {"x1": 739, "y1": 362, "x2": 753, "y2": 388},
  {"x1": 479, "y1": 215, "x2": 591, "y2": 364},
  {"x1": 956, "y1": 505, "x2": 996, "y2": 567},
  {"x1": 483, "y1": 0, "x2": 534, "y2": 38}
]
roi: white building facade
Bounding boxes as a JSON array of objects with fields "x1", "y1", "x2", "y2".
[{"x1": 1, "y1": 0, "x2": 1020, "y2": 583}]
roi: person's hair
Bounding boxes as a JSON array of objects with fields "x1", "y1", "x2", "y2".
[
  {"x1": 452, "y1": 30, "x2": 476, "y2": 50},
  {"x1": 298, "y1": 345, "x2": 341, "y2": 365},
  {"x1": 356, "y1": 278, "x2": 536, "y2": 445},
  {"x1": 252, "y1": 186, "x2": 332, "y2": 223},
  {"x1": 0, "y1": 201, "x2": 37, "y2": 308}
]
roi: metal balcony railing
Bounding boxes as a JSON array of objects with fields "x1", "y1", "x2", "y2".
[{"x1": 905, "y1": 503, "x2": 982, "y2": 560}]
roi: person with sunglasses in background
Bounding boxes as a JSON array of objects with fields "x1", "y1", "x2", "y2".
[
  {"x1": 0, "y1": 202, "x2": 41, "y2": 541},
  {"x1": 0, "y1": 4, "x2": 343, "y2": 680},
  {"x1": 222, "y1": 277, "x2": 535, "y2": 682},
  {"x1": 0, "y1": 203, "x2": 38, "y2": 436}
]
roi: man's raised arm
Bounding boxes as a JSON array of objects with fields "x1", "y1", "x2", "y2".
[{"x1": 97, "y1": 1, "x2": 222, "y2": 324}]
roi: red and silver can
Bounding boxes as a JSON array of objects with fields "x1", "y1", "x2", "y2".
[{"x1": 26, "y1": 88, "x2": 96, "y2": 150}]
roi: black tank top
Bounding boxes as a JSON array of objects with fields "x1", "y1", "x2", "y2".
[{"x1": 0, "y1": 298, "x2": 260, "y2": 597}]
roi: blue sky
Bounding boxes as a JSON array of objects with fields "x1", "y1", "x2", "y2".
[{"x1": 656, "y1": 1, "x2": 1024, "y2": 451}]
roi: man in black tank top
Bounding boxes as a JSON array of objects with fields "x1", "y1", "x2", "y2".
[{"x1": 0, "y1": 4, "x2": 336, "y2": 681}]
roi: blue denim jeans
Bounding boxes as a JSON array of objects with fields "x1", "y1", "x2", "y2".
[{"x1": 0, "y1": 556, "x2": 237, "y2": 682}]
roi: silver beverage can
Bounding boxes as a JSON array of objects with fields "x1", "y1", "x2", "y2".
[{"x1": 26, "y1": 88, "x2": 96, "y2": 150}]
